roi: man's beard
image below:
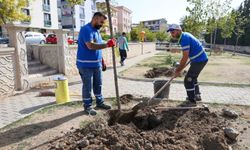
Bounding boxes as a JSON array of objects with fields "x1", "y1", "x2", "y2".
[
  {"x1": 172, "y1": 33, "x2": 180, "y2": 40},
  {"x1": 94, "y1": 24, "x2": 102, "y2": 30}
]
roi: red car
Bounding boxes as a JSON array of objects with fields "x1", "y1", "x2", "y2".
[{"x1": 46, "y1": 34, "x2": 75, "y2": 45}]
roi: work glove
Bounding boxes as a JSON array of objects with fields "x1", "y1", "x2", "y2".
[
  {"x1": 107, "y1": 38, "x2": 116, "y2": 47},
  {"x1": 102, "y1": 58, "x2": 107, "y2": 71}
]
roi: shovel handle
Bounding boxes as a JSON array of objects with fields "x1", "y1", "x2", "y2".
[{"x1": 151, "y1": 60, "x2": 191, "y2": 100}]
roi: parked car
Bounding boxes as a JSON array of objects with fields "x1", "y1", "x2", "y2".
[
  {"x1": 46, "y1": 33, "x2": 57, "y2": 44},
  {"x1": 25, "y1": 32, "x2": 46, "y2": 45},
  {"x1": 0, "y1": 37, "x2": 9, "y2": 44},
  {"x1": 46, "y1": 34, "x2": 76, "y2": 45}
]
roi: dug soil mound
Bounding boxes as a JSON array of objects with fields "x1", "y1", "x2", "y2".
[
  {"x1": 145, "y1": 67, "x2": 177, "y2": 78},
  {"x1": 47, "y1": 107, "x2": 232, "y2": 150}
]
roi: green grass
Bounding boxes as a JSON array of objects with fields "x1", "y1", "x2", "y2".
[{"x1": 136, "y1": 54, "x2": 180, "y2": 68}]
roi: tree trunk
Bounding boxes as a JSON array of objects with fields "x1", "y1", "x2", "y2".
[
  {"x1": 224, "y1": 38, "x2": 226, "y2": 45},
  {"x1": 234, "y1": 36, "x2": 239, "y2": 55},
  {"x1": 213, "y1": 28, "x2": 217, "y2": 46},
  {"x1": 209, "y1": 32, "x2": 213, "y2": 56},
  {"x1": 105, "y1": 0, "x2": 121, "y2": 110}
]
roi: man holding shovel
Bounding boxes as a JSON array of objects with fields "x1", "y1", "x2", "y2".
[{"x1": 167, "y1": 24, "x2": 208, "y2": 105}]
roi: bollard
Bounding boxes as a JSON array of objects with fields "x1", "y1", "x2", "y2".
[{"x1": 54, "y1": 76, "x2": 70, "y2": 104}]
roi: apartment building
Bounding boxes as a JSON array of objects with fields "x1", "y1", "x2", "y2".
[
  {"x1": 141, "y1": 18, "x2": 167, "y2": 32},
  {"x1": 116, "y1": 6, "x2": 132, "y2": 33},
  {"x1": 95, "y1": 2, "x2": 119, "y2": 35},
  {"x1": 1, "y1": 0, "x2": 59, "y2": 36},
  {"x1": 58, "y1": 0, "x2": 97, "y2": 32}
]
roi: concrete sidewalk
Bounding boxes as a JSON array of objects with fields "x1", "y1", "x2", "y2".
[{"x1": 1, "y1": 51, "x2": 250, "y2": 128}]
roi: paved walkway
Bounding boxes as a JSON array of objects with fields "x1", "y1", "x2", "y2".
[{"x1": 1, "y1": 51, "x2": 250, "y2": 128}]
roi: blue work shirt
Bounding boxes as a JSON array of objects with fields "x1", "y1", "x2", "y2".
[
  {"x1": 76, "y1": 23, "x2": 103, "y2": 68},
  {"x1": 179, "y1": 32, "x2": 208, "y2": 62}
]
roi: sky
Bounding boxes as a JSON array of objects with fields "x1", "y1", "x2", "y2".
[{"x1": 115, "y1": 0, "x2": 245, "y2": 24}]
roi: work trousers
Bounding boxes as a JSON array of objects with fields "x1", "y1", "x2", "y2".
[{"x1": 184, "y1": 60, "x2": 208, "y2": 101}]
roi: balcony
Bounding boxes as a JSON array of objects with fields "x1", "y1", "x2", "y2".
[
  {"x1": 44, "y1": 20, "x2": 52, "y2": 27},
  {"x1": 43, "y1": 4, "x2": 50, "y2": 12}
]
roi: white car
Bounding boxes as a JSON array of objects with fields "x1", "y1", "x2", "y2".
[{"x1": 25, "y1": 32, "x2": 46, "y2": 45}]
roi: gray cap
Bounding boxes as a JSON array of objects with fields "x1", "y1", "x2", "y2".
[{"x1": 167, "y1": 24, "x2": 182, "y2": 32}]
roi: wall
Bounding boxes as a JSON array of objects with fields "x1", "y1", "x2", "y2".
[
  {"x1": 27, "y1": 45, "x2": 59, "y2": 70},
  {"x1": 26, "y1": 42, "x2": 156, "y2": 76},
  {"x1": 0, "y1": 48, "x2": 16, "y2": 98},
  {"x1": 214, "y1": 44, "x2": 250, "y2": 54}
]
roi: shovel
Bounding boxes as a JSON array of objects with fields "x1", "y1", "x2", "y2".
[{"x1": 131, "y1": 60, "x2": 191, "y2": 112}]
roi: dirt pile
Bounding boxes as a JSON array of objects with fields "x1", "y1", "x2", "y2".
[
  {"x1": 120, "y1": 94, "x2": 134, "y2": 104},
  {"x1": 144, "y1": 67, "x2": 174, "y2": 78},
  {"x1": 47, "y1": 108, "x2": 232, "y2": 150}
]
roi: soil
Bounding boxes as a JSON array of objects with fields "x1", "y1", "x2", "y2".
[
  {"x1": 144, "y1": 67, "x2": 175, "y2": 78},
  {"x1": 0, "y1": 98, "x2": 249, "y2": 150},
  {"x1": 144, "y1": 67, "x2": 186, "y2": 78},
  {"x1": 120, "y1": 94, "x2": 134, "y2": 104}
]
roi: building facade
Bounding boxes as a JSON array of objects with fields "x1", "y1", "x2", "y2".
[
  {"x1": 141, "y1": 18, "x2": 167, "y2": 32},
  {"x1": 1, "y1": 0, "x2": 59, "y2": 36},
  {"x1": 96, "y1": 2, "x2": 119, "y2": 35},
  {"x1": 58, "y1": 0, "x2": 97, "y2": 33},
  {"x1": 116, "y1": 6, "x2": 132, "y2": 34}
]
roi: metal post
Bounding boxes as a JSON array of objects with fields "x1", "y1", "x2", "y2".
[{"x1": 105, "y1": 0, "x2": 121, "y2": 110}]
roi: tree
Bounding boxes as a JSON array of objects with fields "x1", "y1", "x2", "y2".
[
  {"x1": 233, "y1": 12, "x2": 247, "y2": 54},
  {"x1": 145, "y1": 31, "x2": 155, "y2": 42},
  {"x1": 219, "y1": 12, "x2": 236, "y2": 45},
  {"x1": 130, "y1": 28, "x2": 138, "y2": 41},
  {"x1": 66, "y1": 0, "x2": 85, "y2": 40},
  {"x1": 0, "y1": 0, "x2": 30, "y2": 25},
  {"x1": 96, "y1": 0, "x2": 117, "y2": 15},
  {"x1": 155, "y1": 31, "x2": 169, "y2": 42},
  {"x1": 183, "y1": 0, "x2": 207, "y2": 36},
  {"x1": 204, "y1": 0, "x2": 232, "y2": 51},
  {"x1": 237, "y1": 0, "x2": 250, "y2": 46}
]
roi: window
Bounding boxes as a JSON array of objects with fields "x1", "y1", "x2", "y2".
[
  {"x1": 25, "y1": 34, "x2": 32, "y2": 38},
  {"x1": 43, "y1": 0, "x2": 50, "y2": 5},
  {"x1": 43, "y1": 0, "x2": 50, "y2": 11},
  {"x1": 44, "y1": 13, "x2": 51, "y2": 27},
  {"x1": 44, "y1": 13, "x2": 51, "y2": 21},
  {"x1": 79, "y1": 7, "x2": 85, "y2": 19},
  {"x1": 22, "y1": 8, "x2": 30, "y2": 16}
]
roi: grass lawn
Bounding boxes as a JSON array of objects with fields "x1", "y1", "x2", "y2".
[{"x1": 120, "y1": 51, "x2": 250, "y2": 85}]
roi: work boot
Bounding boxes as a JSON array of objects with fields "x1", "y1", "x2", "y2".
[
  {"x1": 96, "y1": 103, "x2": 111, "y2": 110},
  {"x1": 84, "y1": 107, "x2": 97, "y2": 116},
  {"x1": 195, "y1": 94, "x2": 202, "y2": 101},
  {"x1": 183, "y1": 98, "x2": 197, "y2": 107}
]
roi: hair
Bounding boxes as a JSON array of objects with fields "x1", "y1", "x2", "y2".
[
  {"x1": 122, "y1": 32, "x2": 126, "y2": 36},
  {"x1": 93, "y1": 12, "x2": 107, "y2": 20}
]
